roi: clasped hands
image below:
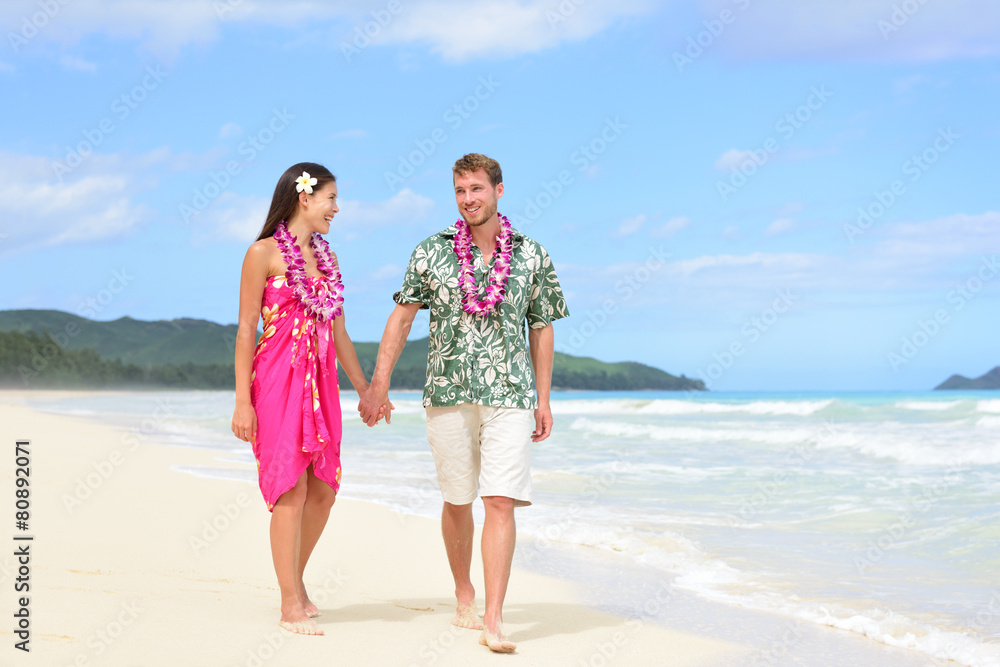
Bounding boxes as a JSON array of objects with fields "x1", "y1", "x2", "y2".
[{"x1": 358, "y1": 383, "x2": 394, "y2": 427}]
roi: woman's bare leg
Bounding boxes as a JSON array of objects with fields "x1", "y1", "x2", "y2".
[
  {"x1": 297, "y1": 465, "x2": 337, "y2": 616},
  {"x1": 270, "y1": 471, "x2": 322, "y2": 635}
]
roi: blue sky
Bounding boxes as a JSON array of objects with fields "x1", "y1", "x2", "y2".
[{"x1": 1, "y1": 0, "x2": 998, "y2": 391}]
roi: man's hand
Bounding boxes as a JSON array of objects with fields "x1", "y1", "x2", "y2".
[{"x1": 531, "y1": 403, "x2": 553, "y2": 442}]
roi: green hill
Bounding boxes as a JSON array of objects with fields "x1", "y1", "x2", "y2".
[
  {"x1": 934, "y1": 366, "x2": 1000, "y2": 390},
  {"x1": 0, "y1": 309, "x2": 704, "y2": 392}
]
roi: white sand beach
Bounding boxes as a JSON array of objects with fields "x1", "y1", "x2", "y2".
[{"x1": 0, "y1": 391, "x2": 967, "y2": 666}]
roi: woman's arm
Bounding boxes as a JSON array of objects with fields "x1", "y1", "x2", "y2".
[
  {"x1": 332, "y1": 311, "x2": 392, "y2": 423},
  {"x1": 232, "y1": 242, "x2": 270, "y2": 443},
  {"x1": 332, "y1": 311, "x2": 369, "y2": 396}
]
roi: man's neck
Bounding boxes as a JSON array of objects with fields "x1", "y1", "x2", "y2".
[{"x1": 467, "y1": 214, "x2": 501, "y2": 257}]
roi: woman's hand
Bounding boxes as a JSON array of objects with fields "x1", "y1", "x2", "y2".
[{"x1": 232, "y1": 401, "x2": 258, "y2": 444}]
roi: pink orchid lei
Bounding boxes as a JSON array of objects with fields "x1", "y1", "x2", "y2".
[
  {"x1": 453, "y1": 212, "x2": 513, "y2": 317},
  {"x1": 273, "y1": 221, "x2": 344, "y2": 322}
]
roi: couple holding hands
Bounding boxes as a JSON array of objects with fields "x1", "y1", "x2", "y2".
[{"x1": 231, "y1": 153, "x2": 568, "y2": 652}]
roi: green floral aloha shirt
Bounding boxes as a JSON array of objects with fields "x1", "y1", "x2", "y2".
[{"x1": 393, "y1": 224, "x2": 569, "y2": 409}]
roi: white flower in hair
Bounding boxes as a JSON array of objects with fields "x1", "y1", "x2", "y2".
[{"x1": 295, "y1": 171, "x2": 318, "y2": 194}]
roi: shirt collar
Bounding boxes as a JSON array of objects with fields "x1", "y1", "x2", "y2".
[{"x1": 438, "y1": 223, "x2": 525, "y2": 246}]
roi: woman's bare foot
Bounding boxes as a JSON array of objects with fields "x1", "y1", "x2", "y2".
[
  {"x1": 279, "y1": 619, "x2": 323, "y2": 635},
  {"x1": 280, "y1": 601, "x2": 323, "y2": 635},
  {"x1": 298, "y1": 581, "x2": 320, "y2": 617},
  {"x1": 452, "y1": 601, "x2": 483, "y2": 630},
  {"x1": 479, "y1": 623, "x2": 516, "y2": 653}
]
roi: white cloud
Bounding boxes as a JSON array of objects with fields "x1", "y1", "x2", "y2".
[
  {"x1": 553, "y1": 209, "x2": 1000, "y2": 317},
  {"x1": 0, "y1": 151, "x2": 147, "y2": 253},
  {"x1": 59, "y1": 55, "x2": 97, "y2": 71},
  {"x1": 876, "y1": 211, "x2": 1000, "y2": 258},
  {"x1": 615, "y1": 214, "x2": 646, "y2": 237},
  {"x1": 652, "y1": 216, "x2": 690, "y2": 238},
  {"x1": 218, "y1": 122, "x2": 242, "y2": 139},
  {"x1": 714, "y1": 149, "x2": 754, "y2": 172},
  {"x1": 694, "y1": 0, "x2": 1000, "y2": 62},
  {"x1": 336, "y1": 188, "x2": 436, "y2": 240},
  {"x1": 376, "y1": 0, "x2": 656, "y2": 62},
  {"x1": 369, "y1": 264, "x2": 403, "y2": 281},
  {"x1": 765, "y1": 218, "x2": 795, "y2": 236},
  {"x1": 0, "y1": 0, "x2": 656, "y2": 61},
  {"x1": 197, "y1": 192, "x2": 270, "y2": 242}
]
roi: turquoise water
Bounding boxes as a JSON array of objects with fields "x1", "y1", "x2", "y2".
[{"x1": 17, "y1": 389, "x2": 1000, "y2": 666}]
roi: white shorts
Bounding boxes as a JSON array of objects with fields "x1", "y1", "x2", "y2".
[{"x1": 425, "y1": 403, "x2": 533, "y2": 507}]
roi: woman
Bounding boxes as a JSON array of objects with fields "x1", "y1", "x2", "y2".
[{"x1": 231, "y1": 162, "x2": 390, "y2": 635}]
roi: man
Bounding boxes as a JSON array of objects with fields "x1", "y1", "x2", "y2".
[{"x1": 358, "y1": 153, "x2": 568, "y2": 653}]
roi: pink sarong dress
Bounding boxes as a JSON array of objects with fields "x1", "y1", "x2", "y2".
[{"x1": 250, "y1": 274, "x2": 342, "y2": 511}]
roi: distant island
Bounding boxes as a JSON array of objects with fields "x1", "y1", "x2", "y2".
[
  {"x1": 0, "y1": 309, "x2": 705, "y2": 392},
  {"x1": 934, "y1": 366, "x2": 1000, "y2": 390}
]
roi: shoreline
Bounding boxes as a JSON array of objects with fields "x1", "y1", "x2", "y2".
[{"x1": 0, "y1": 390, "x2": 975, "y2": 665}]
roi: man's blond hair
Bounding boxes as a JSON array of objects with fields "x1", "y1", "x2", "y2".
[{"x1": 453, "y1": 153, "x2": 502, "y2": 188}]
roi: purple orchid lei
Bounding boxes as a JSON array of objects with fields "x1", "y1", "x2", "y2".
[
  {"x1": 273, "y1": 221, "x2": 344, "y2": 322},
  {"x1": 453, "y1": 212, "x2": 513, "y2": 317}
]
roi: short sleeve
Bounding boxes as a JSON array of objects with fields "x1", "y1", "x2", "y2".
[
  {"x1": 392, "y1": 245, "x2": 431, "y2": 309},
  {"x1": 526, "y1": 245, "x2": 569, "y2": 329}
]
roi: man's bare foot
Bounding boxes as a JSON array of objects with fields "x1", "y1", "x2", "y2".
[
  {"x1": 479, "y1": 624, "x2": 516, "y2": 652},
  {"x1": 452, "y1": 601, "x2": 483, "y2": 630},
  {"x1": 279, "y1": 619, "x2": 323, "y2": 635}
]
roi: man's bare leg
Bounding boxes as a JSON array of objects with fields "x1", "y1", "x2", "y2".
[
  {"x1": 296, "y1": 466, "x2": 336, "y2": 617},
  {"x1": 442, "y1": 501, "x2": 482, "y2": 629},
  {"x1": 479, "y1": 495, "x2": 516, "y2": 652},
  {"x1": 270, "y1": 472, "x2": 322, "y2": 635}
]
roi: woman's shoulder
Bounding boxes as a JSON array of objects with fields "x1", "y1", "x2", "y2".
[
  {"x1": 244, "y1": 237, "x2": 284, "y2": 278},
  {"x1": 248, "y1": 235, "x2": 278, "y2": 253}
]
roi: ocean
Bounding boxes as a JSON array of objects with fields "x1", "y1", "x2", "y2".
[{"x1": 16, "y1": 389, "x2": 1000, "y2": 666}]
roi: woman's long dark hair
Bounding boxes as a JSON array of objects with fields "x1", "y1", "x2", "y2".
[{"x1": 256, "y1": 162, "x2": 336, "y2": 241}]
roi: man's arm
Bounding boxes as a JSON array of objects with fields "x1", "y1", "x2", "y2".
[
  {"x1": 358, "y1": 303, "x2": 421, "y2": 426},
  {"x1": 528, "y1": 323, "x2": 554, "y2": 442}
]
